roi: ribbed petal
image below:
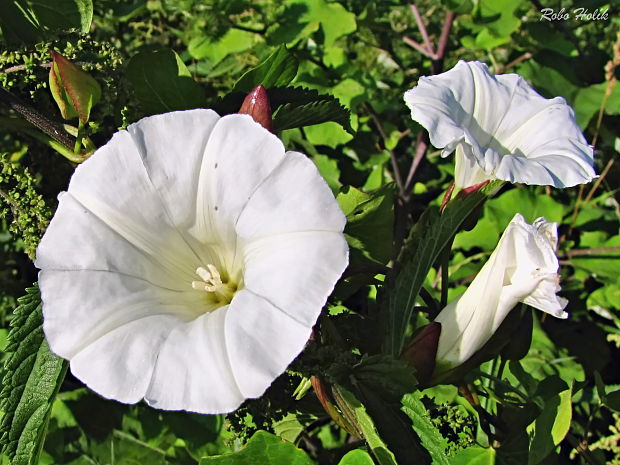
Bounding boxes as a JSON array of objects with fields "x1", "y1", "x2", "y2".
[
  {"x1": 236, "y1": 151, "x2": 346, "y2": 239},
  {"x1": 404, "y1": 61, "x2": 596, "y2": 188},
  {"x1": 193, "y1": 114, "x2": 286, "y2": 270},
  {"x1": 224, "y1": 290, "x2": 311, "y2": 398},
  {"x1": 145, "y1": 307, "x2": 245, "y2": 414},
  {"x1": 242, "y1": 231, "x2": 348, "y2": 327}
]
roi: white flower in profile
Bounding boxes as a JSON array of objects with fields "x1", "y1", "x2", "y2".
[
  {"x1": 433, "y1": 213, "x2": 567, "y2": 377},
  {"x1": 35, "y1": 110, "x2": 348, "y2": 414},
  {"x1": 404, "y1": 61, "x2": 596, "y2": 188}
]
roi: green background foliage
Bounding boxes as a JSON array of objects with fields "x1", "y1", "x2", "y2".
[{"x1": 0, "y1": 0, "x2": 618, "y2": 464}]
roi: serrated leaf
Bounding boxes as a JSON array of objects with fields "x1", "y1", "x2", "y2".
[
  {"x1": 332, "y1": 385, "x2": 398, "y2": 465},
  {"x1": 234, "y1": 46, "x2": 299, "y2": 93},
  {"x1": 126, "y1": 48, "x2": 206, "y2": 115},
  {"x1": 198, "y1": 430, "x2": 313, "y2": 465},
  {"x1": 49, "y1": 51, "x2": 101, "y2": 123},
  {"x1": 384, "y1": 181, "x2": 502, "y2": 356},
  {"x1": 274, "y1": 99, "x2": 353, "y2": 133},
  {"x1": 401, "y1": 392, "x2": 450, "y2": 465},
  {"x1": 352, "y1": 355, "x2": 417, "y2": 403},
  {"x1": 0, "y1": 285, "x2": 68, "y2": 465}
]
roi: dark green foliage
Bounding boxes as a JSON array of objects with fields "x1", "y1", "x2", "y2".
[{"x1": 0, "y1": 285, "x2": 67, "y2": 465}]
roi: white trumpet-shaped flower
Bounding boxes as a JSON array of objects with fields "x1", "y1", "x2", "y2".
[
  {"x1": 433, "y1": 213, "x2": 567, "y2": 375},
  {"x1": 35, "y1": 110, "x2": 348, "y2": 414},
  {"x1": 404, "y1": 61, "x2": 596, "y2": 188}
]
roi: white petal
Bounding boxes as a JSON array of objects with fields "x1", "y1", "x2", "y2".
[
  {"x1": 145, "y1": 307, "x2": 245, "y2": 414},
  {"x1": 434, "y1": 213, "x2": 567, "y2": 369},
  {"x1": 192, "y1": 114, "x2": 287, "y2": 268},
  {"x1": 224, "y1": 290, "x2": 311, "y2": 398},
  {"x1": 242, "y1": 231, "x2": 348, "y2": 327},
  {"x1": 40, "y1": 269, "x2": 204, "y2": 359},
  {"x1": 35, "y1": 193, "x2": 193, "y2": 289},
  {"x1": 127, "y1": 109, "x2": 220, "y2": 230},
  {"x1": 404, "y1": 61, "x2": 596, "y2": 188},
  {"x1": 236, "y1": 152, "x2": 346, "y2": 239},
  {"x1": 68, "y1": 313, "x2": 179, "y2": 404}
]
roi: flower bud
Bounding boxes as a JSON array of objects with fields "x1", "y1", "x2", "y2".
[
  {"x1": 401, "y1": 322, "x2": 441, "y2": 385},
  {"x1": 238, "y1": 85, "x2": 272, "y2": 131},
  {"x1": 432, "y1": 213, "x2": 568, "y2": 381}
]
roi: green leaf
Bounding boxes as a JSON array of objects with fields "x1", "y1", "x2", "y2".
[
  {"x1": 234, "y1": 46, "x2": 299, "y2": 93},
  {"x1": 352, "y1": 355, "x2": 417, "y2": 403},
  {"x1": 188, "y1": 28, "x2": 259, "y2": 65},
  {"x1": 0, "y1": 0, "x2": 92, "y2": 44},
  {"x1": 338, "y1": 449, "x2": 375, "y2": 465},
  {"x1": 198, "y1": 430, "x2": 313, "y2": 465},
  {"x1": 49, "y1": 51, "x2": 101, "y2": 123},
  {"x1": 27, "y1": 0, "x2": 93, "y2": 33},
  {"x1": 527, "y1": 382, "x2": 572, "y2": 464},
  {"x1": 337, "y1": 185, "x2": 394, "y2": 265},
  {"x1": 0, "y1": 285, "x2": 68, "y2": 465},
  {"x1": 0, "y1": 0, "x2": 44, "y2": 44},
  {"x1": 605, "y1": 389, "x2": 620, "y2": 412},
  {"x1": 401, "y1": 392, "x2": 450, "y2": 465},
  {"x1": 275, "y1": 99, "x2": 352, "y2": 134},
  {"x1": 125, "y1": 48, "x2": 206, "y2": 115},
  {"x1": 384, "y1": 182, "x2": 501, "y2": 356},
  {"x1": 268, "y1": 0, "x2": 356, "y2": 47},
  {"x1": 450, "y1": 446, "x2": 495, "y2": 465},
  {"x1": 331, "y1": 385, "x2": 398, "y2": 465}
]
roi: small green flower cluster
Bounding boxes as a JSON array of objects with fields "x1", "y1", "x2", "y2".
[{"x1": 0, "y1": 154, "x2": 50, "y2": 260}]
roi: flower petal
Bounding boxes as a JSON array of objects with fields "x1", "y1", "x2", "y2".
[
  {"x1": 193, "y1": 114, "x2": 286, "y2": 261},
  {"x1": 242, "y1": 231, "x2": 348, "y2": 326},
  {"x1": 35, "y1": 193, "x2": 193, "y2": 289},
  {"x1": 405, "y1": 61, "x2": 596, "y2": 188},
  {"x1": 127, "y1": 109, "x2": 220, "y2": 230},
  {"x1": 224, "y1": 290, "x2": 311, "y2": 398},
  {"x1": 145, "y1": 307, "x2": 244, "y2": 414},
  {"x1": 236, "y1": 152, "x2": 346, "y2": 239}
]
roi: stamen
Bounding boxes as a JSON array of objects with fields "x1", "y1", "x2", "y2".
[{"x1": 192, "y1": 264, "x2": 236, "y2": 305}]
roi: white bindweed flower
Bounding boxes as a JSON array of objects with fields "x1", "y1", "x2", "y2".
[
  {"x1": 433, "y1": 213, "x2": 567, "y2": 376},
  {"x1": 404, "y1": 61, "x2": 596, "y2": 188},
  {"x1": 35, "y1": 110, "x2": 348, "y2": 414}
]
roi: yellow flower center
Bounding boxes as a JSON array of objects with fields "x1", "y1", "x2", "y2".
[{"x1": 192, "y1": 264, "x2": 237, "y2": 305}]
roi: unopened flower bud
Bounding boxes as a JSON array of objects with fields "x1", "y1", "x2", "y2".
[
  {"x1": 402, "y1": 322, "x2": 441, "y2": 385},
  {"x1": 238, "y1": 85, "x2": 272, "y2": 131}
]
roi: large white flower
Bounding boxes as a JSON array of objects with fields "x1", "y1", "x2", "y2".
[
  {"x1": 433, "y1": 213, "x2": 567, "y2": 376},
  {"x1": 404, "y1": 61, "x2": 596, "y2": 188},
  {"x1": 35, "y1": 110, "x2": 348, "y2": 414}
]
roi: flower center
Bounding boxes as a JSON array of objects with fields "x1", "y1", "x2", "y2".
[{"x1": 192, "y1": 264, "x2": 237, "y2": 305}]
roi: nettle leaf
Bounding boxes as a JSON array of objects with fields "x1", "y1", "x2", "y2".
[
  {"x1": 216, "y1": 86, "x2": 352, "y2": 134},
  {"x1": 401, "y1": 393, "x2": 450, "y2": 465},
  {"x1": 352, "y1": 355, "x2": 417, "y2": 403},
  {"x1": 275, "y1": 100, "x2": 352, "y2": 134},
  {"x1": 337, "y1": 185, "x2": 394, "y2": 266},
  {"x1": 126, "y1": 48, "x2": 206, "y2": 115},
  {"x1": 0, "y1": 285, "x2": 68, "y2": 465},
  {"x1": 233, "y1": 46, "x2": 299, "y2": 93},
  {"x1": 383, "y1": 181, "x2": 502, "y2": 356},
  {"x1": 49, "y1": 50, "x2": 101, "y2": 124},
  {"x1": 199, "y1": 430, "x2": 313, "y2": 465},
  {"x1": 331, "y1": 385, "x2": 398, "y2": 465}
]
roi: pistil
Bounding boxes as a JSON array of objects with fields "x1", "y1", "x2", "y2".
[{"x1": 192, "y1": 265, "x2": 236, "y2": 304}]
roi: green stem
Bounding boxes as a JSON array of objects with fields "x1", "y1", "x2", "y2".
[{"x1": 0, "y1": 116, "x2": 87, "y2": 163}]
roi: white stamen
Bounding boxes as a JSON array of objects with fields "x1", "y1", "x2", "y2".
[{"x1": 192, "y1": 264, "x2": 236, "y2": 304}]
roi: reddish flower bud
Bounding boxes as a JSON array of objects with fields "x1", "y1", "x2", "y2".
[
  {"x1": 402, "y1": 322, "x2": 441, "y2": 385},
  {"x1": 238, "y1": 85, "x2": 272, "y2": 131}
]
